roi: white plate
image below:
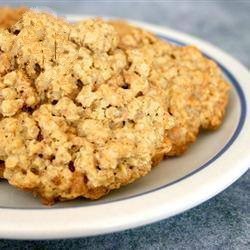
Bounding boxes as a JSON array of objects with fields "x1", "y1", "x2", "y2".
[{"x1": 0, "y1": 15, "x2": 249, "y2": 240}]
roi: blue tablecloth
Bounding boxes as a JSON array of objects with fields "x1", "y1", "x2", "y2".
[{"x1": 0, "y1": 1, "x2": 249, "y2": 249}]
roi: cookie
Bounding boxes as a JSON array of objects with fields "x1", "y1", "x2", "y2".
[
  {"x1": 0, "y1": 6, "x2": 27, "y2": 29},
  {"x1": 0, "y1": 12, "x2": 229, "y2": 204},
  {"x1": 0, "y1": 12, "x2": 174, "y2": 204},
  {"x1": 0, "y1": 6, "x2": 26, "y2": 178},
  {"x1": 110, "y1": 21, "x2": 230, "y2": 155}
]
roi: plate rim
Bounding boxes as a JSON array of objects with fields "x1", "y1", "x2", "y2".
[{"x1": 0, "y1": 15, "x2": 249, "y2": 239}]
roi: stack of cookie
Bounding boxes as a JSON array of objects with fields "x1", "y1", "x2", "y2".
[{"x1": 0, "y1": 9, "x2": 229, "y2": 204}]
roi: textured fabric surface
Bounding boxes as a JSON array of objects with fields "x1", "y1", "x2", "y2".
[{"x1": 0, "y1": 0, "x2": 249, "y2": 249}]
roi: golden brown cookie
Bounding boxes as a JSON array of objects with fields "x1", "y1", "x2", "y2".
[
  {"x1": 0, "y1": 6, "x2": 25, "y2": 179},
  {"x1": 0, "y1": 6, "x2": 27, "y2": 29},
  {"x1": 110, "y1": 21, "x2": 230, "y2": 156},
  {"x1": 0, "y1": 12, "x2": 174, "y2": 204},
  {"x1": 0, "y1": 13, "x2": 229, "y2": 204}
]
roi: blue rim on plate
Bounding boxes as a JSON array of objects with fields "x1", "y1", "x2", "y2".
[{"x1": 1, "y1": 35, "x2": 247, "y2": 210}]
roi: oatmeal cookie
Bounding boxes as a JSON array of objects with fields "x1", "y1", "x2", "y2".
[
  {"x1": 0, "y1": 7, "x2": 27, "y2": 29},
  {"x1": 0, "y1": 12, "x2": 174, "y2": 203},
  {"x1": 110, "y1": 21, "x2": 230, "y2": 155},
  {"x1": 0, "y1": 10, "x2": 23, "y2": 178}
]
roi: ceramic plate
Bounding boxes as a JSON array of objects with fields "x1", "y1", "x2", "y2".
[{"x1": 0, "y1": 15, "x2": 249, "y2": 240}]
